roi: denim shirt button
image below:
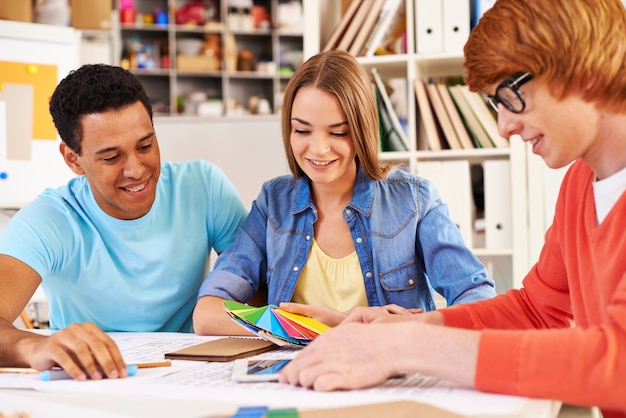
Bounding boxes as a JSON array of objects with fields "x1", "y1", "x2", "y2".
[
  {"x1": 408, "y1": 279, "x2": 415, "y2": 285},
  {"x1": 293, "y1": 266, "x2": 299, "y2": 272},
  {"x1": 345, "y1": 209, "x2": 352, "y2": 215},
  {"x1": 306, "y1": 235, "x2": 311, "y2": 240},
  {"x1": 356, "y1": 237, "x2": 362, "y2": 244},
  {"x1": 365, "y1": 272, "x2": 372, "y2": 278}
]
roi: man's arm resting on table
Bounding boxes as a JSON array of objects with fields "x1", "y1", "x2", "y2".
[
  {"x1": 0, "y1": 254, "x2": 128, "y2": 380},
  {"x1": 280, "y1": 309, "x2": 477, "y2": 391}
]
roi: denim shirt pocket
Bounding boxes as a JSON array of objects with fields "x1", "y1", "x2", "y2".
[{"x1": 379, "y1": 259, "x2": 421, "y2": 291}]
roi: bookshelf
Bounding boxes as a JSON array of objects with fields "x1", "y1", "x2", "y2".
[
  {"x1": 110, "y1": 0, "x2": 321, "y2": 117},
  {"x1": 327, "y1": 0, "x2": 532, "y2": 293}
]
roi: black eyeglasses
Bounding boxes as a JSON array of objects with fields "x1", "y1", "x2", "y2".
[{"x1": 486, "y1": 72, "x2": 534, "y2": 114}]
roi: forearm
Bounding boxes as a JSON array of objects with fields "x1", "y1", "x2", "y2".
[
  {"x1": 389, "y1": 320, "x2": 478, "y2": 387},
  {"x1": 193, "y1": 296, "x2": 255, "y2": 336},
  {"x1": 0, "y1": 318, "x2": 44, "y2": 367}
]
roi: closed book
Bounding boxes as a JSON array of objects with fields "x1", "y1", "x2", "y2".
[
  {"x1": 337, "y1": 0, "x2": 371, "y2": 52},
  {"x1": 371, "y1": 68, "x2": 409, "y2": 151},
  {"x1": 414, "y1": 79, "x2": 443, "y2": 151},
  {"x1": 348, "y1": 0, "x2": 386, "y2": 56},
  {"x1": 435, "y1": 83, "x2": 475, "y2": 149},
  {"x1": 457, "y1": 84, "x2": 508, "y2": 147},
  {"x1": 323, "y1": 0, "x2": 364, "y2": 51},
  {"x1": 425, "y1": 81, "x2": 462, "y2": 150},
  {"x1": 164, "y1": 337, "x2": 277, "y2": 362},
  {"x1": 447, "y1": 84, "x2": 493, "y2": 148}
]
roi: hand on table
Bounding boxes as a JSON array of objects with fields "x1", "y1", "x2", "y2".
[
  {"x1": 279, "y1": 316, "x2": 414, "y2": 391},
  {"x1": 278, "y1": 303, "x2": 423, "y2": 328},
  {"x1": 26, "y1": 322, "x2": 128, "y2": 380}
]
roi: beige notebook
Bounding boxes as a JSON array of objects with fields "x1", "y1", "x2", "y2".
[
  {"x1": 300, "y1": 400, "x2": 465, "y2": 418},
  {"x1": 164, "y1": 338, "x2": 277, "y2": 362}
]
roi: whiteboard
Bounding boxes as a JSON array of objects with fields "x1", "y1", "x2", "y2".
[{"x1": 0, "y1": 20, "x2": 80, "y2": 208}]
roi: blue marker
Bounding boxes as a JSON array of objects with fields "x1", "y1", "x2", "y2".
[{"x1": 40, "y1": 364, "x2": 138, "y2": 381}]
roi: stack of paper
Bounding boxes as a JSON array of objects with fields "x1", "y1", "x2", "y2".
[{"x1": 224, "y1": 301, "x2": 331, "y2": 347}]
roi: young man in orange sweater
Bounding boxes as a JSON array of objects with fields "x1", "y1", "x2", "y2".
[{"x1": 279, "y1": 0, "x2": 626, "y2": 416}]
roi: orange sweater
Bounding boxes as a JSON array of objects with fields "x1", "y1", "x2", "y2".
[{"x1": 442, "y1": 160, "x2": 626, "y2": 418}]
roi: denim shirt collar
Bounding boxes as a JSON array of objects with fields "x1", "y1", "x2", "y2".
[{"x1": 291, "y1": 165, "x2": 375, "y2": 217}]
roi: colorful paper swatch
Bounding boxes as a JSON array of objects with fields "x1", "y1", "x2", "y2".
[{"x1": 224, "y1": 300, "x2": 331, "y2": 346}]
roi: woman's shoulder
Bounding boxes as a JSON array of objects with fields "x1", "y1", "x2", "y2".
[{"x1": 380, "y1": 167, "x2": 424, "y2": 188}]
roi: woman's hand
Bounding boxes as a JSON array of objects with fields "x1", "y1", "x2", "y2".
[{"x1": 278, "y1": 303, "x2": 347, "y2": 327}]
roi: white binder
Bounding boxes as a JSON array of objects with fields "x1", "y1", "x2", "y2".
[
  {"x1": 483, "y1": 160, "x2": 512, "y2": 250},
  {"x1": 442, "y1": 0, "x2": 470, "y2": 54},
  {"x1": 417, "y1": 160, "x2": 475, "y2": 248},
  {"x1": 415, "y1": 0, "x2": 443, "y2": 54}
]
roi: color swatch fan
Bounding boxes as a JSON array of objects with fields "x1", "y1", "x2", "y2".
[{"x1": 224, "y1": 300, "x2": 331, "y2": 347}]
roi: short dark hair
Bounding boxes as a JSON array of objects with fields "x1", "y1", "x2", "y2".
[{"x1": 49, "y1": 64, "x2": 153, "y2": 154}]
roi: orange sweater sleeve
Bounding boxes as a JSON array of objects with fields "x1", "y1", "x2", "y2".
[{"x1": 441, "y1": 160, "x2": 626, "y2": 416}]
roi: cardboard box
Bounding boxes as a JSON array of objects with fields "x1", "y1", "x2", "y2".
[
  {"x1": 176, "y1": 55, "x2": 221, "y2": 71},
  {"x1": 71, "y1": 0, "x2": 112, "y2": 30},
  {"x1": 0, "y1": 0, "x2": 33, "y2": 23}
]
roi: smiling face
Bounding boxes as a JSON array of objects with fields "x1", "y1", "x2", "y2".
[
  {"x1": 60, "y1": 101, "x2": 161, "y2": 220},
  {"x1": 289, "y1": 86, "x2": 357, "y2": 190},
  {"x1": 494, "y1": 76, "x2": 606, "y2": 171}
]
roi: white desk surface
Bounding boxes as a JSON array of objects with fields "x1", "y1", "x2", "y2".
[{"x1": 0, "y1": 333, "x2": 595, "y2": 418}]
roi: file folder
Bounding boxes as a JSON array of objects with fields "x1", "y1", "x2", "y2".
[
  {"x1": 483, "y1": 160, "x2": 512, "y2": 249},
  {"x1": 442, "y1": 0, "x2": 470, "y2": 54},
  {"x1": 416, "y1": 160, "x2": 475, "y2": 248},
  {"x1": 415, "y1": 0, "x2": 443, "y2": 54}
]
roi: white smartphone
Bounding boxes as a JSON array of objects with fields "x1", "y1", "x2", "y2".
[{"x1": 231, "y1": 358, "x2": 291, "y2": 382}]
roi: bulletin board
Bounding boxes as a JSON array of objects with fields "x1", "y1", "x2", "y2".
[{"x1": 0, "y1": 20, "x2": 80, "y2": 208}]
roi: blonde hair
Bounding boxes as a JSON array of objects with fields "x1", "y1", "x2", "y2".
[
  {"x1": 464, "y1": 0, "x2": 626, "y2": 112},
  {"x1": 281, "y1": 50, "x2": 389, "y2": 179}
]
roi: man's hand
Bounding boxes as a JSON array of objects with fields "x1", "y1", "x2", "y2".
[
  {"x1": 279, "y1": 319, "x2": 412, "y2": 391},
  {"x1": 24, "y1": 322, "x2": 128, "y2": 380}
]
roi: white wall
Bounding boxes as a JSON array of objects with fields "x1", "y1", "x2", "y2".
[{"x1": 154, "y1": 115, "x2": 290, "y2": 209}]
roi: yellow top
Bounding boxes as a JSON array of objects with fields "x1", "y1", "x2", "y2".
[{"x1": 291, "y1": 239, "x2": 368, "y2": 311}]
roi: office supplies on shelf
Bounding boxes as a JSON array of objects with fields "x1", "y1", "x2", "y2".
[
  {"x1": 336, "y1": 0, "x2": 370, "y2": 52},
  {"x1": 425, "y1": 81, "x2": 462, "y2": 150},
  {"x1": 363, "y1": 0, "x2": 404, "y2": 56},
  {"x1": 323, "y1": 0, "x2": 363, "y2": 51},
  {"x1": 224, "y1": 300, "x2": 331, "y2": 346},
  {"x1": 39, "y1": 364, "x2": 138, "y2": 381},
  {"x1": 457, "y1": 84, "x2": 509, "y2": 148},
  {"x1": 415, "y1": 0, "x2": 443, "y2": 53},
  {"x1": 483, "y1": 160, "x2": 512, "y2": 249},
  {"x1": 371, "y1": 68, "x2": 409, "y2": 151},
  {"x1": 165, "y1": 337, "x2": 277, "y2": 362},
  {"x1": 414, "y1": 79, "x2": 443, "y2": 151},
  {"x1": 442, "y1": 0, "x2": 470, "y2": 54},
  {"x1": 348, "y1": 0, "x2": 386, "y2": 56},
  {"x1": 435, "y1": 83, "x2": 475, "y2": 149},
  {"x1": 448, "y1": 84, "x2": 494, "y2": 149},
  {"x1": 416, "y1": 160, "x2": 475, "y2": 247}
]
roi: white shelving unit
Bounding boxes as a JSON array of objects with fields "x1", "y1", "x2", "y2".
[
  {"x1": 111, "y1": 0, "x2": 320, "y2": 116},
  {"x1": 351, "y1": 0, "x2": 532, "y2": 293}
]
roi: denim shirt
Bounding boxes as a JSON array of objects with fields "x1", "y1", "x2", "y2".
[{"x1": 199, "y1": 167, "x2": 495, "y2": 311}]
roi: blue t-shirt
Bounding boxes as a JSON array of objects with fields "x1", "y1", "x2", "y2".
[{"x1": 0, "y1": 160, "x2": 247, "y2": 332}]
